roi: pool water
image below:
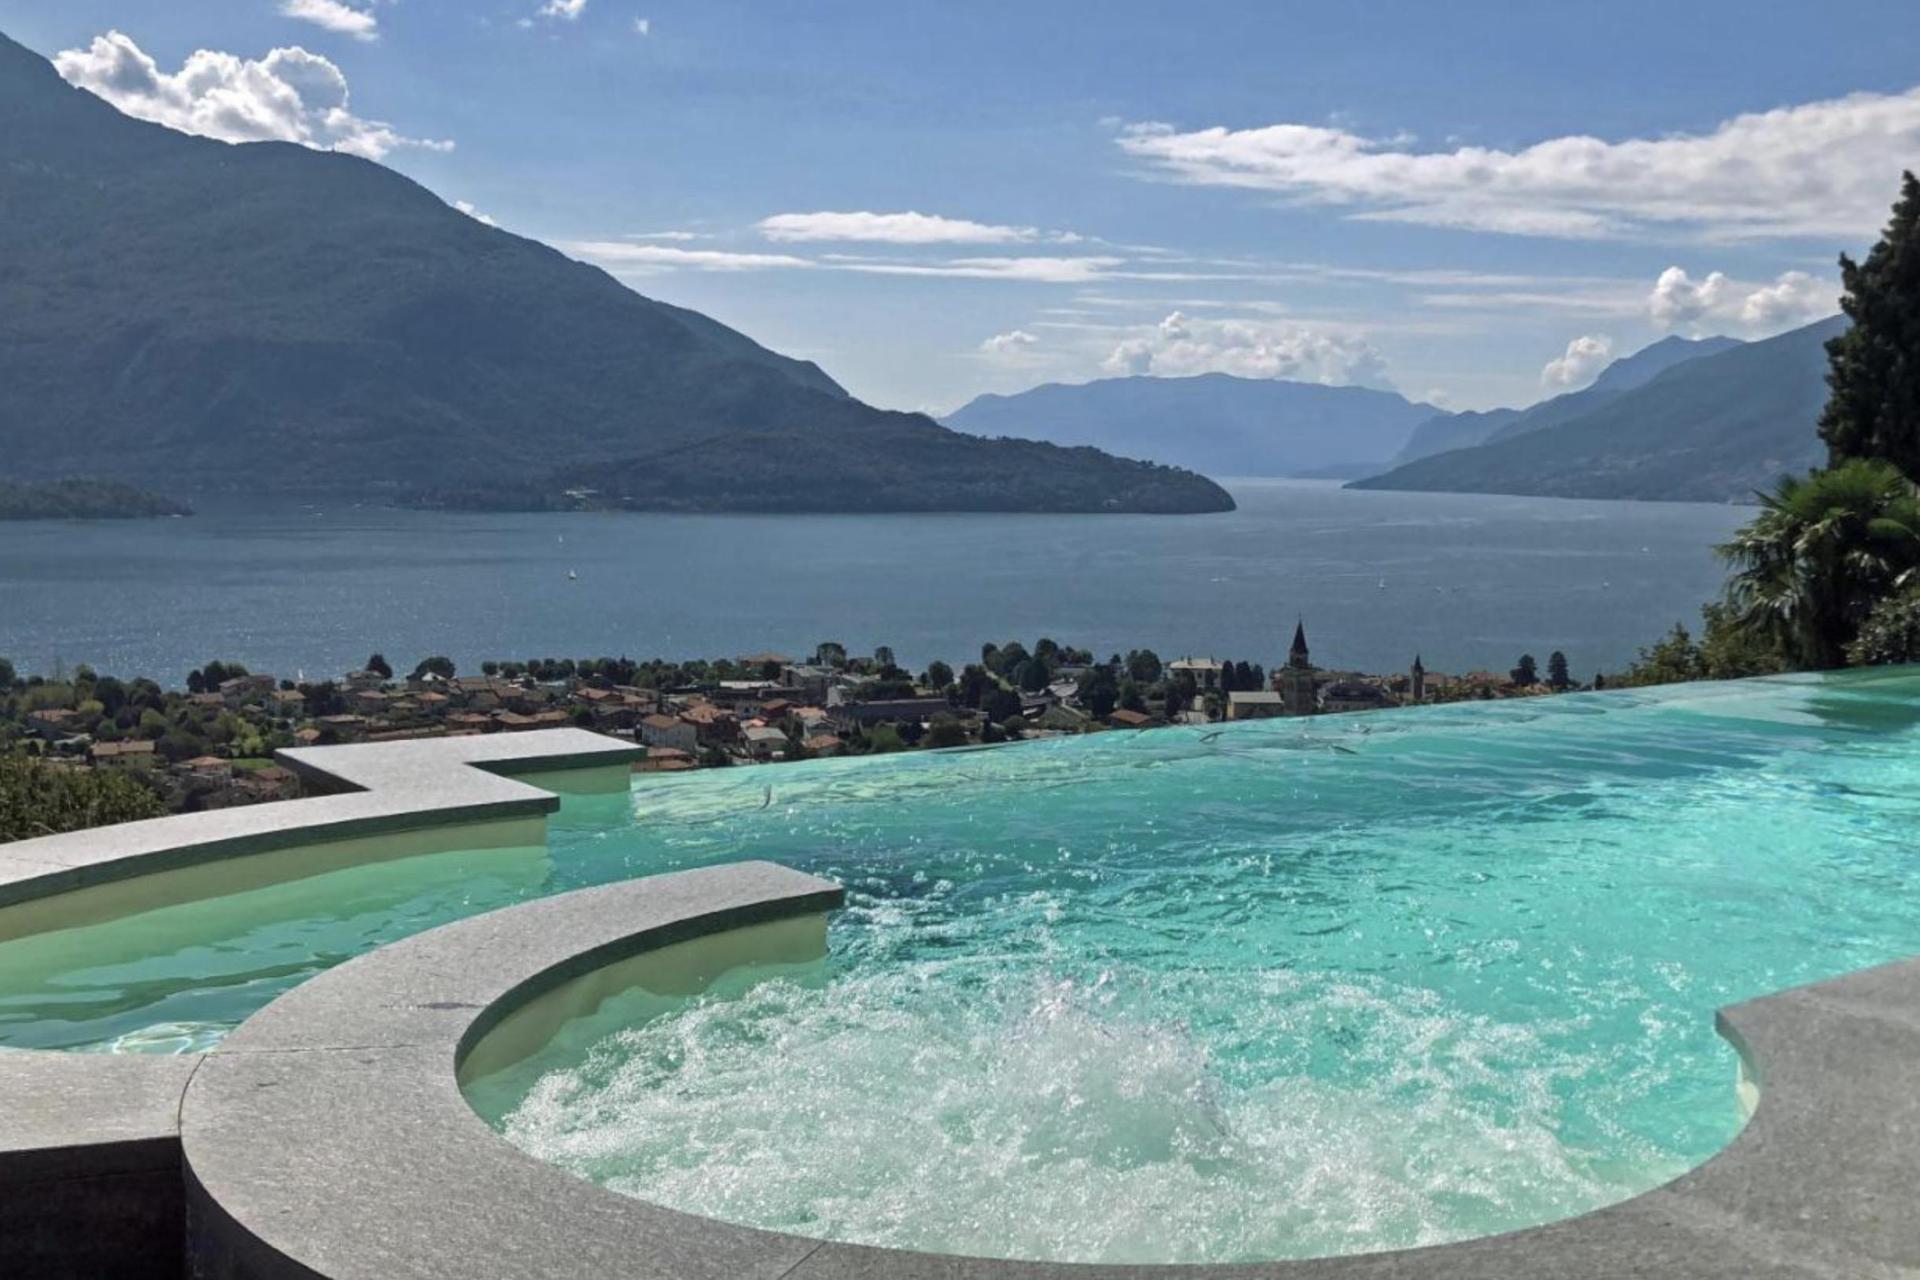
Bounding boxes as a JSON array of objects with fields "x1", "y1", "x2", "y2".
[{"x1": 6, "y1": 670, "x2": 1920, "y2": 1262}]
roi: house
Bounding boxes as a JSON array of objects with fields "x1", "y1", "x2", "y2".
[
  {"x1": 780, "y1": 664, "x2": 840, "y2": 701},
  {"x1": 316, "y1": 714, "x2": 368, "y2": 741},
  {"x1": 341, "y1": 669, "x2": 387, "y2": 692},
  {"x1": 636, "y1": 746, "x2": 696, "y2": 773},
  {"x1": 348, "y1": 688, "x2": 391, "y2": 716},
  {"x1": 638, "y1": 714, "x2": 699, "y2": 754},
  {"x1": 237, "y1": 765, "x2": 299, "y2": 801},
  {"x1": 293, "y1": 727, "x2": 323, "y2": 746},
  {"x1": 218, "y1": 674, "x2": 277, "y2": 708},
  {"x1": 26, "y1": 708, "x2": 79, "y2": 741},
  {"x1": 803, "y1": 733, "x2": 844, "y2": 757},
  {"x1": 91, "y1": 739, "x2": 158, "y2": 769},
  {"x1": 446, "y1": 713, "x2": 494, "y2": 735},
  {"x1": 1227, "y1": 690, "x2": 1286, "y2": 720},
  {"x1": 741, "y1": 725, "x2": 789, "y2": 759},
  {"x1": 1168, "y1": 657, "x2": 1225, "y2": 690},
  {"x1": 181, "y1": 755, "x2": 233, "y2": 780},
  {"x1": 678, "y1": 704, "x2": 740, "y2": 746},
  {"x1": 1107, "y1": 708, "x2": 1155, "y2": 729},
  {"x1": 831, "y1": 697, "x2": 950, "y2": 729},
  {"x1": 1321, "y1": 680, "x2": 1395, "y2": 714},
  {"x1": 267, "y1": 688, "x2": 306, "y2": 716}
]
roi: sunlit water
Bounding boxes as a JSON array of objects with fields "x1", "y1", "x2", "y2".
[{"x1": 4, "y1": 670, "x2": 1920, "y2": 1261}]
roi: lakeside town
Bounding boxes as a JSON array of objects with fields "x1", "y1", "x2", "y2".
[{"x1": 0, "y1": 625, "x2": 1595, "y2": 827}]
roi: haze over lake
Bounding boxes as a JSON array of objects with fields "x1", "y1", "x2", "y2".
[{"x1": 0, "y1": 482, "x2": 1748, "y2": 686}]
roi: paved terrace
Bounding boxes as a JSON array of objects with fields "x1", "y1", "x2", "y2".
[{"x1": 2, "y1": 729, "x2": 1919, "y2": 1277}]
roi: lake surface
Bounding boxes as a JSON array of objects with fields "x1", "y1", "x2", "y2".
[{"x1": 0, "y1": 481, "x2": 1748, "y2": 685}]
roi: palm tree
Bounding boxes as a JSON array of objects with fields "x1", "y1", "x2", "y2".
[{"x1": 1719, "y1": 459, "x2": 1920, "y2": 668}]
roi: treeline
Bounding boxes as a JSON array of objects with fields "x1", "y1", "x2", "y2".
[{"x1": 0, "y1": 479, "x2": 191, "y2": 520}]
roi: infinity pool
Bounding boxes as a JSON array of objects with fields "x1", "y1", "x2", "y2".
[{"x1": 6, "y1": 670, "x2": 1920, "y2": 1264}]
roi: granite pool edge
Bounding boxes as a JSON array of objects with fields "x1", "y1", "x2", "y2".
[
  {"x1": 0, "y1": 729, "x2": 642, "y2": 1279},
  {"x1": 178, "y1": 863, "x2": 1920, "y2": 1279}
]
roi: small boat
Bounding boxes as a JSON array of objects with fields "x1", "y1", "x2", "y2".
[
  {"x1": 1377, "y1": 577, "x2": 1387, "y2": 589},
  {"x1": 566, "y1": 569, "x2": 578, "y2": 581}
]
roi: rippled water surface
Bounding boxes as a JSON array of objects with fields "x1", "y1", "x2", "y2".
[{"x1": 5, "y1": 670, "x2": 1920, "y2": 1262}]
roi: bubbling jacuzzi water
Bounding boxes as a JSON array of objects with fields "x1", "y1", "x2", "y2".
[{"x1": 466, "y1": 671, "x2": 1920, "y2": 1264}]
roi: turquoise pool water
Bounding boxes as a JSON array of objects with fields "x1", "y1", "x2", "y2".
[{"x1": 5, "y1": 670, "x2": 1920, "y2": 1262}]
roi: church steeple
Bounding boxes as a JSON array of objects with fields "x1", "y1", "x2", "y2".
[{"x1": 1288, "y1": 619, "x2": 1310, "y2": 669}]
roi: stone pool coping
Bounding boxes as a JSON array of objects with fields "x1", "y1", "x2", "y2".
[
  {"x1": 0, "y1": 729, "x2": 640, "y2": 1278},
  {"x1": 183, "y1": 863, "x2": 1920, "y2": 1279}
]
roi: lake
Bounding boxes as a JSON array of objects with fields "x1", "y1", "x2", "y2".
[{"x1": 0, "y1": 481, "x2": 1748, "y2": 686}]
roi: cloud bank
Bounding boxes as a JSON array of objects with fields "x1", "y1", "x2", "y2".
[
  {"x1": 54, "y1": 31, "x2": 450, "y2": 161},
  {"x1": 1648, "y1": 267, "x2": 1836, "y2": 333},
  {"x1": 1103, "y1": 311, "x2": 1390, "y2": 386},
  {"x1": 1117, "y1": 85, "x2": 1920, "y2": 241},
  {"x1": 759, "y1": 211, "x2": 1048, "y2": 245}
]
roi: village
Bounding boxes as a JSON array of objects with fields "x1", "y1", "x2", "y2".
[{"x1": 0, "y1": 626, "x2": 1583, "y2": 816}]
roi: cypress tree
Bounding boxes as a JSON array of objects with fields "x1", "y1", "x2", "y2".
[{"x1": 1821, "y1": 171, "x2": 1920, "y2": 476}]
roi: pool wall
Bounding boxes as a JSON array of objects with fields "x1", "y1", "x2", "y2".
[{"x1": 5, "y1": 726, "x2": 1920, "y2": 1276}]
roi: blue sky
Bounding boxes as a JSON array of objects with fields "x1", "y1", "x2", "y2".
[{"x1": 5, "y1": 1, "x2": 1919, "y2": 413}]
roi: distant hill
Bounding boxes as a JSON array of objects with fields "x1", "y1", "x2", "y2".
[
  {"x1": 0, "y1": 479, "x2": 189, "y2": 520},
  {"x1": 1393, "y1": 409, "x2": 1525, "y2": 464},
  {"x1": 944, "y1": 374, "x2": 1442, "y2": 477},
  {"x1": 0, "y1": 32, "x2": 1228, "y2": 515},
  {"x1": 1392, "y1": 335, "x2": 1747, "y2": 466},
  {"x1": 1349, "y1": 318, "x2": 1842, "y2": 502}
]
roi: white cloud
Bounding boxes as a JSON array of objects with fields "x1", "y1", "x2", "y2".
[
  {"x1": 1102, "y1": 311, "x2": 1390, "y2": 386},
  {"x1": 1648, "y1": 267, "x2": 1837, "y2": 333},
  {"x1": 834, "y1": 255, "x2": 1124, "y2": 283},
  {"x1": 563, "y1": 241, "x2": 812, "y2": 272},
  {"x1": 979, "y1": 329, "x2": 1039, "y2": 357},
  {"x1": 759, "y1": 211, "x2": 1047, "y2": 245},
  {"x1": 453, "y1": 200, "x2": 497, "y2": 227},
  {"x1": 1116, "y1": 85, "x2": 1920, "y2": 241},
  {"x1": 54, "y1": 31, "x2": 449, "y2": 161},
  {"x1": 279, "y1": 0, "x2": 379, "y2": 41},
  {"x1": 1540, "y1": 334, "x2": 1614, "y2": 390},
  {"x1": 539, "y1": 0, "x2": 588, "y2": 20}
]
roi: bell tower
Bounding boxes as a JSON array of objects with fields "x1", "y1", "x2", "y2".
[{"x1": 1277, "y1": 619, "x2": 1316, "y2": 715}]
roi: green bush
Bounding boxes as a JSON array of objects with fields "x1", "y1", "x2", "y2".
[
  {"x1": 1, "y1": 755, "x2": 166, "y2": 843},
  {"x1": 1847, "y1": 588, "x2": 1920, "y2": 666}
]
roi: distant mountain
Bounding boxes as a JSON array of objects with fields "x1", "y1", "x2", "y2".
[
  {"x1": 944, "y1": 374, "x2": 1442, "y2": 477},
  {"x1": 0, "y1": 33, "x2": 1228, "y2": 515},
  {"x1": 1349, "y1": 318, "x2": 1843, "y2": 503},
  {"x1": 1391, "y1": 335, "x2": 1748, "y2": 466},
  {"x1": 1393, "y1": 409, "x2": 1525, "y2": 464}
]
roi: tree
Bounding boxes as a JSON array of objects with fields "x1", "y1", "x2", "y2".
[
  {"x1": 412, "y1": 655, "x2": 456, "y2": 680},
  {"x1": 1078, "y1": 667, "x2": 1119, "y2": 719},
  {"x1": 0, "y1": 755, "x2": 165, "y2": 841},
  {"x1": 873, "y1": 645, "x2": 896, "y2": 670},
  {"x1": 927, "y1": 715, "x2": 968, "y2": 749},
  {"x1": 1821, "y1": 172, "x2": 1920, "y2": 478},
  {"x1": 0, "y1": 658, "x2": 17, "y2": 689},
  {"x1": 814, "y1": 642, "x2": 847, "y2": 668},
  {"x1": 1511, "y1": 654, "x2": 1539, "y2": 686},
  {"x1": 365, "y1": 653, "x2": 393, "y2": 679},
  {"x1": 956, "y1": 664, "x2": 995, "y2": 709},
  {"x1": 1125, "y1": 649, "x2": 1162, "y2": 684},
  {"x1": 1719, "y1": 459, "x2": 1920, "y2": 668},
  {"x1": 1847, "y1": 586, "x2": 1920, "y2": 666},
  {"x1": 1546, "y1": 651, "x2": 1571, "y2": 691},
  {"x1": 985, "y1": 687, "x2": 1023, "y2": 723},
  {"x1": 1016, "y1": 658, "x2": 1052, "y2": 692},
  {"x1": 924, "y1": 659, "x2": 954, "y2": 691}
]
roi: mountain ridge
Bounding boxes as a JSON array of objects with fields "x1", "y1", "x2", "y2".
[
  {"x1": 1349, "y1": 318, "x2": 1843, "y2": 502},
  {"x1": 945, "y1": 373, "x2": 1442, "y2": 477},
  {"x1": 0, "y1": 32, "x2": 1230, "y2": 514}
]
